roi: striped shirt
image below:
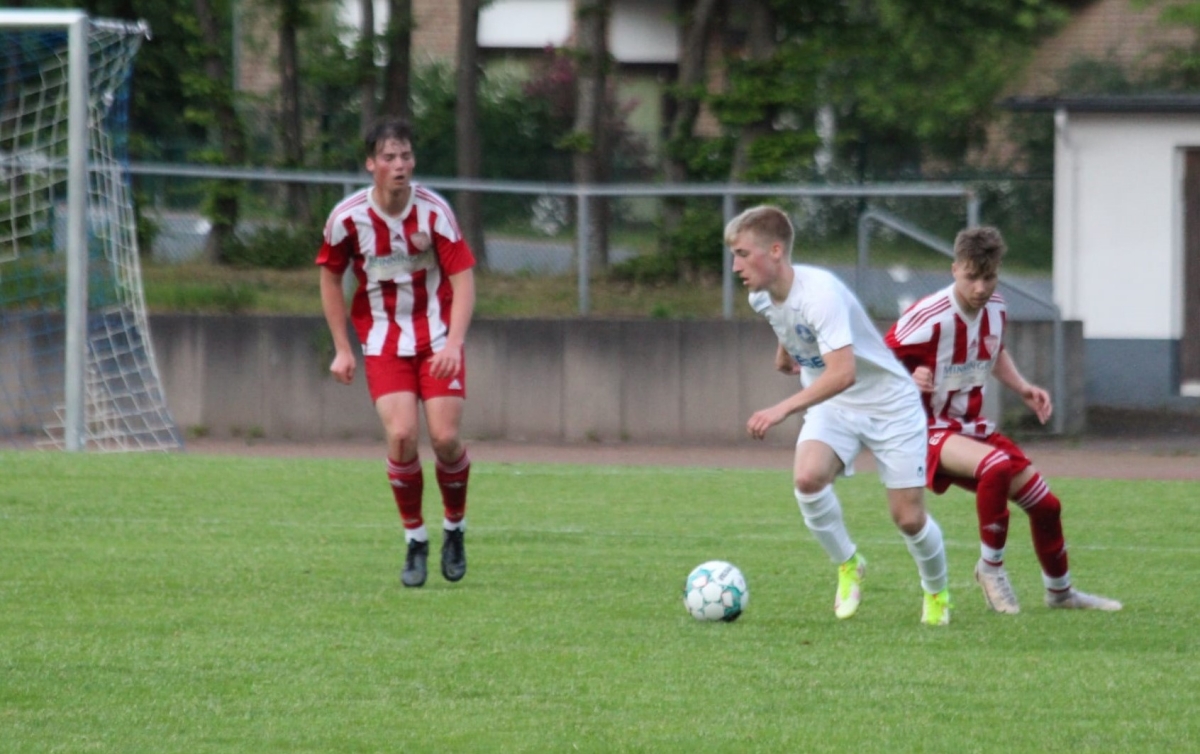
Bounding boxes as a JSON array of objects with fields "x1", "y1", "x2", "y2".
[
  {"x1": 885, "y1": 284, "x2": 1006, "y2": 438},
  {"x1": 316, "y1": 184, "x2": 475, "y2": 357}
]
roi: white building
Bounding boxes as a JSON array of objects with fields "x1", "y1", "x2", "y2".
[{"x1": 1008, "y1": 95, "x2": 1200, "y2": 408}]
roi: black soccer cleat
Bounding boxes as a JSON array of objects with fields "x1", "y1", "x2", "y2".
[
  {"x1": 441, "y1": 528, "x2": 467, "y2": 582},
  {"x1": 401, "y1": 539, "x2": 429, "y2": 588}
]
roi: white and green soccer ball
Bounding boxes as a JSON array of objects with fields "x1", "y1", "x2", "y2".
[{"x1": 683, "y1": 560, "x2": 748, "y2": 622}]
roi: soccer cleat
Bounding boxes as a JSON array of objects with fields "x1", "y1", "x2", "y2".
[
  {"x1": 974, "y1": 560, "x2": 1021, "y2": 614},
  {"x1": 401, "y1": 539, "x2": 429, "y2": 588},
  {"x1": 441, "y1": 528, "x2": 467, "y2": 582},
  {"x1": 1045, "y1": 588, "x2": 1123, "y2": 611},
  {"x1": 921, "y1": 589, "x2": 952, "y2": 626},
  {"x1": 834, "y1": 553, "x2": 866, "y2": 619}
]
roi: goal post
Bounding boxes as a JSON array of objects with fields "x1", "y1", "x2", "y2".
[{"x1": 0, "y1": 10, "x2": 181, "y2": 451}]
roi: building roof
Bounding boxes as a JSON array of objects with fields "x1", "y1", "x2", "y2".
[{"x1": 1002, "y1": 94, "x2": 1200, "y2": 113}]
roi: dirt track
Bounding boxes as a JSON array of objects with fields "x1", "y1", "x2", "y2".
[{"x1": 185, "y1": 434, "x2": 1200, "y2": 481}]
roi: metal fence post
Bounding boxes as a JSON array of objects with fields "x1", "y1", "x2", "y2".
[
  {"x1": 576, "y1": 188, "x2": 590, "y2": 315},
  {"x1": 722, "y1": 194, "x2": 736, "y2": 320}
]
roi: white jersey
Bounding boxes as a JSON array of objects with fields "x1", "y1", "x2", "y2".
[
  {"x1": 885, "y1": 283, "x2": 1006, "y2": 438},
  {"x1": 749, "y1": 265, "x2": 921, "y2": 414}
]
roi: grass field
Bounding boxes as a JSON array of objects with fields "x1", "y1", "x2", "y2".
[{"x1": 2, "y1": 451, "x2": 1196, "y2": 752}]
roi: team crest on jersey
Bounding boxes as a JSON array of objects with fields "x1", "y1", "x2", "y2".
[
  {"x1": 984, "y1": 335, "x2": 1001, "y2": 354},
  {"x1": 793, "y1": 324, "x2": 817, "y2": 343}
]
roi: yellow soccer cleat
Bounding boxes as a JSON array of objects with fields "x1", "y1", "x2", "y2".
[{"x1": 921, "y1": 588, "x2": 952, "y2": 626}]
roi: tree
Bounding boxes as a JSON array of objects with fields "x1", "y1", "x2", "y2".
[
  {"x1": 662, "y1": 0, "x2": 720, "y2": 234},
  {"x1": 381, "y1": 0, "x2": 412, "y2": 120},
  {"x1": 455, "y1": 0, "x2": 486, "y2": 266},
  {"x1": 276, "y1": 0, "x2": 311, "y2": 227},
  {"x1": 357, "y1": 0, "x2": 377, "y2": 132},
  {"x1": 571, "y1": 0, "x2": 611, "y2": 268},
  {"x1": 190, "y1": 0, "x2": 247, "y2": 262}
]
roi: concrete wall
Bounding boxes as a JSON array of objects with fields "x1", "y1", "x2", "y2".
[{"x1": 149, "y1": 315, "x2": 1085, "y2": 444}]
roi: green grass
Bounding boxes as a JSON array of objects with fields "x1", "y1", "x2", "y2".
[{"x1": 2, "y1": 451, "x2": 1194, "y2": 752}]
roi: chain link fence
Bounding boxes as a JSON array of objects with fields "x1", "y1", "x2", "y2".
[{"x1": 129, "y1": 163, "x2": 1055, "y2": 315}]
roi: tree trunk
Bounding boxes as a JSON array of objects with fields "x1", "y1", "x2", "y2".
[
  {"x1": 663, "y1": 0, "x2": 719, "y2": 234},
  {"x1": 278, "y1": 0, "x2": 310, "y2": 227},
  {"x1": 382, "y1": 0, "x2": 412, "y2": 121},
  {"x1": 193, "y1": 0, "x2": 247, "y2": 263},
  {"x1": 729, "y1": 0, "x2": 776, "y2": 184},
  {"x1": 455, "y1": 0, "x2": 487, "y2": 267},
  {"x1": 572, "y1": 0, "x2": 610, "y2": 269},
  {"x1": 358, "y1": 0, "x2": 377, "y2": 133}
]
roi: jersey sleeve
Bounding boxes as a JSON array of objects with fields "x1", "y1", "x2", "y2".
[
  {"x1": 805, "y1": 284, "x2": 853, "y2": 354},
  {"x1": 885, "y1": 305, "x2": 937, "y2": 374},
  {"x1": 431, "y1": 209, "x2": 476, "y2": 276},
  {"x1": 315, "y1": 214, "x2": 352, "y2": 274}
]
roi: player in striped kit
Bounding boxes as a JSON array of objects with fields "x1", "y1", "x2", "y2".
[
  {"x1": 730, "y1": 205, "x2": 952, "y2": 626},
  {"x1": 317, "y1": 118, "x2": 476, "y2": 588},
  {"x1": 886, "y1": 226, "x2": 1121, "y2": 613}
]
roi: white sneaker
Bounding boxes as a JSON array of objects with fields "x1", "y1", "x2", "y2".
[
  {"x1": 1045, "y1": 588, "x2": 1123, "y2": 611},
  {"x1": 974, "y1": 560, "x2": 1020, "y2": 614}
]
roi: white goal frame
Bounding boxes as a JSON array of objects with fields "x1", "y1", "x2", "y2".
[{"x1": 1, "y1": 9, "x2": 176, "y2": 452}]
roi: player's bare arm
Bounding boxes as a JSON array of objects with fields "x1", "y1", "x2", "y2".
[
  {"x1": 319, "y1": 265, "x2": 356, "y2": 385},
  {"x1": 775, "y1": 343, "x2": 800, "y2": 375},
  {"x1": 429, "y1": 268, "x2": 476, "y2": 380},
  {"x1": 992, "y1": 349, "x2": 1052, "y2": 423},
  {"x1": 747, "y1": 346, "x2": 856, "y2": 439}
]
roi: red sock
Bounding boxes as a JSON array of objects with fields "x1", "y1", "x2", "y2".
[
  {"x1": 387, "y1": 457, "x2": 424, "y2": 532},
  {"x1": 975, "y1": 450, "x2": 1013, "y2": 564},
  {"x1": 1014, "y1": 474, "x2": 1068, "y2": 580},
  {"x1": 436, "y1": 450, "x2": 470, "y2": 525}
]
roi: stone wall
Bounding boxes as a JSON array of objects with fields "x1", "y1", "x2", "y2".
[{"x1": 148, "y1": 315, "x2": 1085, "y2": 445}]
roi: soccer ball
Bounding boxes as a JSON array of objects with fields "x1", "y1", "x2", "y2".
[{"x1": 683, "y1": 560, "x2": 748, "y2": 622}]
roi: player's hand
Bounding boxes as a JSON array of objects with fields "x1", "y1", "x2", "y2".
[
  {"x1": 429, "y1": 343, "x2": 463, "y2": 381},
  {"x1": 775, "y1": 353, "x2": 799, "y2": 375},
  {"x1": 329, "y1": 351, "x2": 356, "y2": 385},
  {"x1": 746, "y1": 404, "x2": 788, "y2": 440},
  {"x1": 912, "y1": 366, "x2": 934, "y2": 392},
  {"x1": 1021, "y1": 384, "x2": 1053, "y2": 424}
]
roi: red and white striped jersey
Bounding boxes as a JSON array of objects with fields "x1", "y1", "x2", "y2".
[
  {"x1": 316, "y1": 183, "x2": 475, "y2": 357},
  {"x1": 884, "y1": 283, "x2": 1006, "y2": 438}
]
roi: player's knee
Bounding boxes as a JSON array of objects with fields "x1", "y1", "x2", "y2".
[
  {"x1": 427, "y1": 428, "x2": 462, "y2": 459},
  {"x1": 977, "y1": 451, "x2": 1015, "y2": 484},
  {"x1": 794, "y1": 470, "x2": 833, "y2": 496},
  {"x1": 384, "y1": 423, "x2": 421, "y2": 451}
]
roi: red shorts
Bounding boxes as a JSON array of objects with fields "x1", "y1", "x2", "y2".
[
  {"x1": 364, "y1": 349, "x2": 467, "y2": 403},
  {"x1": 926, "y1": 430, "x2": 1032, "y2": 494}
]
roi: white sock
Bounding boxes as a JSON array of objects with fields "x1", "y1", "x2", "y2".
[
  {"x1": 903, "y1": 517, "x2": 948, "y2": 593},
  {"x1": 794, "y1": 485, "x2": 856, "y2": 564},
  {"x1": 404, "y1": 525, "x2": 428, "y2": 544},
  {"x1": 443, "y1": 518, "x2": 466, "y2": 532},
  {"x1": 980, "y1": 544, "x2": 1005, "y2": 568},
  {"x1": 1043, "y1": 570, "x2": 1071, "y2": 592}
]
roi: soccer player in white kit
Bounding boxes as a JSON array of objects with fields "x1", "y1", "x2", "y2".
[
  {"x1": 728, "y1": 205, "x2": 952, "y2": 625},
  {"x1": 886, "y1": 226, "x2": 1121, "y2": 614},
  {"x1": 317, "y1": 118, "x2": 476, "y2": 589}
]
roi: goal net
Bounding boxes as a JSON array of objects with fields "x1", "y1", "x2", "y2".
[{"x1": 0, "y1": 11, "x2": 181, "y2": 451}]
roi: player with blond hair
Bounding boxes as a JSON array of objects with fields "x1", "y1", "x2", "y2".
[{"x1": 729, "y1": 204, "x2": 952, "y2": 625}]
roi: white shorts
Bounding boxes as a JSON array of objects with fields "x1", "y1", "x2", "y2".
[{"x1": 797, "y1": 401, "x2": 927, "y2": 489}]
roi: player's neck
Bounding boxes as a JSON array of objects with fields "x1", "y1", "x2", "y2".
[
  {"x1": 767, "y1": 263, "x2": 794, "y2": 305},
  {"x1": 371, "y1": 186, "x2": 412, "y2": 218}
]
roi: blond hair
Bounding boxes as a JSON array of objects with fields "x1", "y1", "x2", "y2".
[{"x1": 724, "y1": 205, "x2": 795, "y2": 259}]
